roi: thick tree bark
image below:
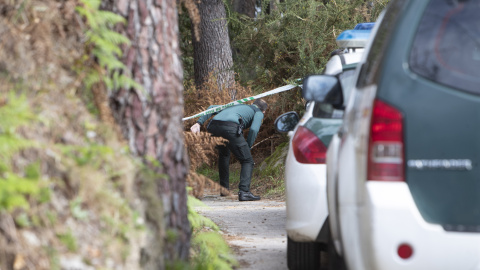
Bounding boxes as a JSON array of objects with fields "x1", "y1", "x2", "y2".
[
  {"x1": 193, "y1": 0, "x2": 235, "y2": 97},
  {"x1": 106, "y1": 0, "x2": 190, "y2": 269}
]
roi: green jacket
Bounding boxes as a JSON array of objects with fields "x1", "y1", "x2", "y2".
[{"x1": 197, "y1": 104, "x2": 264, "y2": 148}]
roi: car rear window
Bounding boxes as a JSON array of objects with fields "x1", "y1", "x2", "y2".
[{"x1": 409, "y1": 0, "x2": 480, "y2": 94}]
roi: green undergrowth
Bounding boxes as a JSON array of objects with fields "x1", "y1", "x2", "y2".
[
  {"x1": 0, "y1": 90, "x2": 234, "y2": 269},
  {"x1": 0, "y1": 91, "x2": 144, "y2": 268},
  {"x1": 253, "y1": 142, "x2": 288, "y2": 198},
  {"x1": 0, "y1": 92, "x2": 46, "y2": 210},
  {"x1": 75, "y1": 0, "x2": 141, "y2": 93},
  {"x1": 187, "y1": 195, "x2": 238, "y2": 269}
]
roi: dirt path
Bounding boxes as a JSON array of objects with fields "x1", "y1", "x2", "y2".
[{"x1": 195, "y1": 194, "x2": 288, "y2": 270}]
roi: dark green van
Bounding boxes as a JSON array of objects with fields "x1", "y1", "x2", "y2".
[{"x1": 304, "y1": 0, "x2": 480, "y2": 269}]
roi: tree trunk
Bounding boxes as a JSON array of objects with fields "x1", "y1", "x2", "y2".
[
  {"x1": 106, "y1": 0, "x2": 190, "y2": 269},
  {"x1": 233, "y1": 0, "x2": 256, "y2": 18},
  {"x1": 193, "y1": 0, "x2": 235, "y2": 97}
]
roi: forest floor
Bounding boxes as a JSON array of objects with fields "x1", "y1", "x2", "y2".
[{"x1": 195, "y1": 191, "x2": 288, "y2": 270}]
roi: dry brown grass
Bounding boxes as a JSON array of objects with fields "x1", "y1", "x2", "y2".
[
  {"x1": 184, "y1": 130, "x2": 233, "y2": 198},
  {"x1": 0, "y1": 0, "x2": 83, "y2": 94},
  {"x1": 184, "y1": 131, "x2": 227, "y2": 171}
]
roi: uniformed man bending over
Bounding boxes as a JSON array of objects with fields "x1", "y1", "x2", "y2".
[{"x1": 190, "y1": 99, "x2": 268, "y2": 201}]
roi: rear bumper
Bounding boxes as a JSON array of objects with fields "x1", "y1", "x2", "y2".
[
  {"x1": 284, "y1": 143, "x2": 328, "y2": 242},
  {"x1": 345, "y1": 182, "x2": 480, "y2": 270}
]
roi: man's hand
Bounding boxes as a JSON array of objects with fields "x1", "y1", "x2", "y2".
[{"x1": 190, "y1": 123, "x2": 201, "y2": 134}]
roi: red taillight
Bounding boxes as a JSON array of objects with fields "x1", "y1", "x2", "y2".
[
  {"x1": 367, "y1": 99, "x2": 404, "y2": 181},
  {"x1": 292, "y1": 126, "x2": 327, "y2": 164},
  {"x1": 397, "y1": 243, "x2": 413, "y2": 259}
]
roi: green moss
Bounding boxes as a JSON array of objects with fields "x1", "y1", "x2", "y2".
[
  {"x1": 57, "y1": 231, "x2": 78, "y2": 252},
  {"x1": 61, "y1": 144, "x2": 114, "y2": 167},
  {"x1": 15, "y1": 212, "x2": 31, "y2": 228},
  {"x1": 70, "y1": 198, "x2": 89, "y2": 221},
  {"x1": 187, "y1": 195, "x2": 237, "y2": 270},
  {"x1": 138, "y1": 167, "x2": 165, "y2": 229},
  {"x1": 45, "y1": 246, "x2": 60, "y2": 270},
  {"x1": 46, "y1": 210, "x2": 58, "y2": 226},
  {"x1": 187, "y1": 195, "x2": 218, "y2": 232},
  {"x1": 166, "y1": 229, "x2": 179, "y2": 243},
  {"x1": 258, "y1": 142, "x2": 288, "y2": 179}
]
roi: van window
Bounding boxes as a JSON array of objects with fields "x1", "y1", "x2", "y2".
[
  {"x1": 356, "y1": 0, "x2": 408, "y2": 88},
  {"x1": 409, "y1": 0, "x2": 480, "y2": 94}
]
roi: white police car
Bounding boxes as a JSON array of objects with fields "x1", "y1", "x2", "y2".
[{"x1": 274, "y1": 23, "x2": 374, "y2": 270}]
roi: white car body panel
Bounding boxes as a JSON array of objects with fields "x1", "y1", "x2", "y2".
[
  {"x1": 325, "y1": 132, "x2": 342, "y2": 253},
  {"x1": 285, "y1": 103, "x2": 328, "y2": 241},
  {"x1": 285, "y1": 146, "x2": 328, "y2": 241},
  {"x1": 326, "y1": 12, "x2": 384, "y2": 258},
  {"x1": 364, "y1": 182, "x2": 480, "y2": 270},
  {"x1": 285, "y1": 51, "x2": 364, "y2": 244}
]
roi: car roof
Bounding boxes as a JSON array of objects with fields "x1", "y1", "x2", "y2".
[{"x1": 324, "y1": 51, "x2": 363, "y2": 76}]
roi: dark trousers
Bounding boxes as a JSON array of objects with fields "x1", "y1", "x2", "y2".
[{"x1": 207, "y1": 121, "x2": 254, "y2": 192}]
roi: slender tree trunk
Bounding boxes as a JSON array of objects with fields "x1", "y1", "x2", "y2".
[
  {"x1": 233, "y1": 0, "x2": 256, "y2": 18},
  {"x1": 193, "y1": 0, "x2": 235, "y2": 97},
  {"x1": 106, "y1": 0, "x2": 190, "y2": 268}
]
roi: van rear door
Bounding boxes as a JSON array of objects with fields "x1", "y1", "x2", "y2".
[{"x1": 380, "y1": 0, "x2": 480, "y2": 232}]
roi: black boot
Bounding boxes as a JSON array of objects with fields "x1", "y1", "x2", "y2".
[{"x1": 238, "y1": 191, "x2": 260, "y2": 201}]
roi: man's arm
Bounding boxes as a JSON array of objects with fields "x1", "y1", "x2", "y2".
[
  {"x1": 197, "y1": 105, "x2": 220, "y2": 125},
  {"x1": 246, "y1": 112, "x2": 264, "y2": 148},
  {"x1": 190, "y1": 105, "x2": 219, "y2": 134}
]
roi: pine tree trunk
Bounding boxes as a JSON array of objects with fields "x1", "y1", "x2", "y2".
[
  {"x1": 105, "y1": 0, "x2": 190, "y2": 268},
  {"x1": 233, "y1": 0, "x2": 256, "y2": 18},
  {"x1": 193, "y1": 0, "x2": 235, "y2": 97}
]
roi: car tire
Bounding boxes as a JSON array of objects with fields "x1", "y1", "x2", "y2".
[
  {"x1": 287, "y1": 237, "x2": 321, "y2": 270},
  {"x1": 327, "y1": 234, "x2": 346, "y2": 270}
]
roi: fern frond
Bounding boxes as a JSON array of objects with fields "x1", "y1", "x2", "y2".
[
  {"x1": 97, "y1": 10, "x2": 126, "y2": 25},
  {"x1": 0, "y1": 92, "x2": 35, "y2": 130},
  {"x1": 95, "y1": 52, "x2": 126, "y2": 70},
  {"x1": 0, "y1": 172, "x2": 42, "y2": 211},
  {"x1": 84, "y1": 11, "x2": 99, "y2": 30},
  {"x1": 100, "y1": 31, "x2": 130, "y2": 46},
  {"x1": 85, "y1": 72, "x2": 102, "y2": 90},
  {"x1": 102, "y1": 76, "x2": 113, "y2": 90},
  {"x1": 117, "y1": 76, "x2": 143, "y2": 91},
  {"x1": 81, "y1": 0, "x2": 101, "y2": 10},
  {"x1": 0, "y1": 93, "x2": 42, "y2": 212},
  {"x1": 0, "y1": 136, "x2": 34, "y2": 163},
  {"x1": 75, "y1": 6, "x2": 88, "y2": 18},
  {"x1": 76, "y1": 0, "x2": 138, "y2": 96},
  {"x1": 88, "y1": 34, "x2": 123, "y2": 56}
]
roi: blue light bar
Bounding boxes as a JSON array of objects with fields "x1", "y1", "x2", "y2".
[
  {"x1": 354, "y1": 22, "x2": 375, "y2": 30},
  {"x1": 336, "y1": 23, "x2": 374, "y2": 48}
]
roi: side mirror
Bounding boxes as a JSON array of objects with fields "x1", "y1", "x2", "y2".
[
  {"x1": 274, "y1": 111, "x2": 299, "y2": 133},
  {"x1": 305, "y1": 100, "x2": 313, "y2": 110},
  {"x1": 302, "y1": 75, "x2": 343, "y2": 108}
]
